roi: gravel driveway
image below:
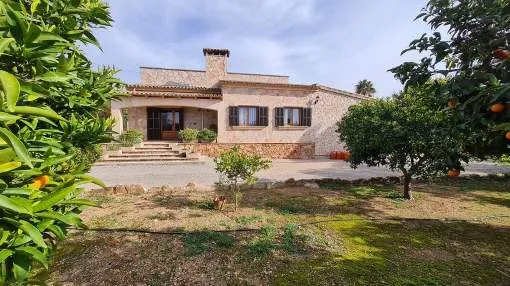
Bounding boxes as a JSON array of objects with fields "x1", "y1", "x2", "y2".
[{"x1": 88, "y1": 159, "x2": 510, "y2": 188}]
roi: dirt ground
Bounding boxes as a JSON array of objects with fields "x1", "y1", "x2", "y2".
[{"x1": 38, "y1": 177, "x2": 510, "y2": 286}]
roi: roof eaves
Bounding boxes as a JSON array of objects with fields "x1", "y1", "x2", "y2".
[
  {"x1": 219, "y1": 80, "x2": 315, "y2": 91},
  {"x1": 315, "y1": 84, "x2": 370, "y2": 100},
  {"x1": 140, "y1": 66, "x2": 205, "y2": 73}
]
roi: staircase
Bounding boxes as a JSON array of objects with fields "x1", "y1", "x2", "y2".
[{"x1": 96, "y1": 142, "x2": 201, "y2": 165}]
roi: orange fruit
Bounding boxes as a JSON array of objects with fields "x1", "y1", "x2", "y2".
[
  {"x1": 448, "y1": 99, "x2": 457, "y2": 108},
  {"x1": 31, "y1": 175, "x2": 50, "y2": 189},
  {"x1": 506, "y1": 131, "x2": 510, "y2": 140},
  {"x1": 447, "y1": 170, "x2": 460, "y2": 177},
  {"x1": 490, "y1": 102, "x2": 505, "y2": 113},
  {"x1": 495, "y1": 49, "x2": 510, "y2": 60}
]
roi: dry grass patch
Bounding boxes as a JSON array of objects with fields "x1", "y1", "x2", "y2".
[{"x1": 38, "y1": 178, "x2": 510, "y2": 285}]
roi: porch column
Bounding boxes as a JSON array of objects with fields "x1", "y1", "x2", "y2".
[{"x1": 111, "y1": 108, "x2": 123, "y2": 135}]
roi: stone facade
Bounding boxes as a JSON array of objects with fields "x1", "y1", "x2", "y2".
[
  {"x1": 113, "y1": 48, "x2": 369, "y2": 157},
  {"x1": 180, "y1": 143, "x2": 315, "y2": 159}
]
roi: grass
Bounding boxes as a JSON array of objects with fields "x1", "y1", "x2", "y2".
[{"x1": 39, "y1": 178, "x2": 510, "y2": 285}]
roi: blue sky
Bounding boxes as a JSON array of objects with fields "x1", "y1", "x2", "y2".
[{"x1": 85, "y1": 0, "x2": 432, "y2": 97}]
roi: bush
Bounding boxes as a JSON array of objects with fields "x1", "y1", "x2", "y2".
[
  {"x1": 499, "y1": 154, "x2": 510, "y2": 166},
  {"x1": 178, "y1": 128, "x2": 199, "y2": 143},
  {"x1": 0, "y1": 1, "x2": 122, "y2": 283},
  {"x1": 198, "y1": 128, "x2": 217, "y2": 143},
  {"x1": 119, "y1": 130, "x2": 144, "y2": 147},
  {"x1": 63, "y1": 145, "x2": 104, "y2": 173},
  {"x1": 214, "y1": 146, "x2": 271, "y2": 211}
]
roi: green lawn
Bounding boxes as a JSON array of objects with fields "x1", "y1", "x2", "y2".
[{"x1": 38, "y1": 177, "x2": 510, "y2": 285}]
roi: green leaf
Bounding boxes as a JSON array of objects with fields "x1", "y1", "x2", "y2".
[
  {"x1": 24, "y1": 24, "x2": 41, "y2": 44},
  {"x1": 16, "y1": 247, "x2": 48, "y2": 268},
  {"x1": 75, "y1": 174, "x2": 106, "y2": 188},
  {"x1": 34, "y1": 211, "x2": 81, "y2": 226},
  {"x1": 0, "y1": 194, "x2": 31, "y2": 214},
  {"x1": 32, "y1": 184, "x2": 76, "y2": 212},
  {"x1": 0, "y1": 161, "x2": 22, "y2": 173},
  {"x1": 0, "y1": 148, "x2": 15, "y2": 163},
  {"x1": 12, "y1": 253, "x2": 30, "y2": 283},
  {"x1": 0, "y1": 231, "x2": 10, "y2": 246},
  {"x1": 35, "y1": 31, "x2": 67, "y2": 43},
  {"x1": 0, "y1": 38, "x2": 14, "y2": 54},
  {"x1": 40, "y1": 154, "x2": 74, "y2": 169},
  {"x1": 1, "y1": 188, "x2": 32, "y2": 196},
  {"x1": 0, "y1": 112, "x2": 21, "y2": 122},
  {"x1": 35, "y1": 71, "x2": 70, "y2": 82},
  {"x1": 46, "y1": 225, "x2": 65, "y2": 240},
  {"x1": 60, "y1": 199, "x2": 97, "y2": 207},
  {"x1": 18, "y1": 220, "x2": 47, "y2": 248},
  {"x1": 0, "y1": 127, "x2": 32, "y2": 168},
  {"x1": 30, "y1": 0, "x2": 41, "y2": 14},
  {"x1": 0, "y1": 70, "x2": 20, "y2": 112},
  {"x1": 0, "y1": 250, "x2": 14, "y2": 263},
  {"x1": 11, "y1": 106, "x2": 65, "y2": 121}
]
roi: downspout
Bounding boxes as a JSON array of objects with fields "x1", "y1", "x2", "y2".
[{"x1": 201, "y1": 109, "x2": 204, "y2": 130}]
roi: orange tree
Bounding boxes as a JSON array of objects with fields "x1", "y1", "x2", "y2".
[
  {"x1": 0, "y1": 0, "x2": 123, "y2": 283},
  {"x1": 390, "y1": 0, "x2": 510, "y2": 158},
  {"x1": 337, "y1": 85, "x2": 466, "y2": 200}
]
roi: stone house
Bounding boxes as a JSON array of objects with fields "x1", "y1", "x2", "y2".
[{"x1": 111, "y1": 48, "x2": 368, "y2": 159}]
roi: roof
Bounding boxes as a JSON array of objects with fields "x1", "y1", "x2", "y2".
[
  {"x1": 127, "y1": 82, "x2": 369, "y2": 101},
  {"x1": 139, "y1": 66, "x2": 288, "y2": 78},
  {"x1": 219, "y1": 80, "x2": 315, "y2": 91},
  {"x1": 218, "y1": 80, "x2": 370, "y2": 100},
  {"x1": 127, "y1": 84, "x2": 222, "y2": 99}
]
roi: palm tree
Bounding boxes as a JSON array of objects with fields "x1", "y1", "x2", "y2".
[{"x1": 355, "y1": 80, "x2": 376, "y2": 97}]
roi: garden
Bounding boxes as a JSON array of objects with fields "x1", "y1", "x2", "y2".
[
  {"x1": 38, "y1": 176, "x2": 510, "y2": 285},
  {"x1": 0, "y1": 0, "x2": 509, "y2": 285}
]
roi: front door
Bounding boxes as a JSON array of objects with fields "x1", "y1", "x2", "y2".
[{"x1": 147, "y1": 108, "x2": 183, "y2": 140}]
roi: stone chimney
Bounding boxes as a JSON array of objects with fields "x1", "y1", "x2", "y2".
[{"x1": 203, "y1": 48, "x2": 229, "y2": 86}]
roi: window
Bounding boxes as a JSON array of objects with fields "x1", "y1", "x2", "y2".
[
  {"x1": 229, "y1": 106, "x2": 268, "y2": 127},
  {"x1": 275, "y1": 107, "x2": 312, "y2": 127}
]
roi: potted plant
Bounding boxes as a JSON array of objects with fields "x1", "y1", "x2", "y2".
[{"x1": 198, "y1": 128, "x2": 217, "y2": 143}]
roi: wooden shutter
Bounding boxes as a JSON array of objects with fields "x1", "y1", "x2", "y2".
[
  {"x1": 257, "y1": 107, "x2": 268, "y2": 126},
  {"x1": 229, "y1": 106, "x2": 239, "y2": 126},
  {"x1": 275, "y1": 108, "x2": 284, "y2": 127},
  {"x1": 303, "y1": 108, "x2": 312, "y2": 126}
]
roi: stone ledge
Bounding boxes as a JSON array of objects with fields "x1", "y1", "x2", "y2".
[{"x1": 179, "y1": 143, "x2": 315, "y2": 159}]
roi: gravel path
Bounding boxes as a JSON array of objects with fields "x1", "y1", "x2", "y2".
[{"x1": 88, "y1": 159, "x2": 510, "y2": 188}]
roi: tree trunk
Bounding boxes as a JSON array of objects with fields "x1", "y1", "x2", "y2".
[
  {"x1": 233, "y1": 183, "x2": 238, "y2": 212},
  {"x1": 403, "y1": 175, "x2": 413, "y2": 200}
]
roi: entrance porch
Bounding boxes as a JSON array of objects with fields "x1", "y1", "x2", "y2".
[{"x1": 124, "y1": 106, "x2": 218, "y2": 141}]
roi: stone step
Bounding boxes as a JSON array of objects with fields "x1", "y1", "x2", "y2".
[
  {"x1": 134, "y1": 147, "x2": 176, "y2": 151},
  {"x1": 100, "y1": 157, "x2": 198, "y2": 162},
  {"x1": 142, "y1": 144, "x2": 172, "y2": 147},
  {"x1": 108, "y1": 153, "x2": 186, "y2": 158},
  {"x1": 122, "y1": 150, "x2": 182, "y2": 155}
]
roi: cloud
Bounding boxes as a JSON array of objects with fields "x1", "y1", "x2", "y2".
[{"x1": 86, "y1": 0, "x2": 431, "y2": 97}]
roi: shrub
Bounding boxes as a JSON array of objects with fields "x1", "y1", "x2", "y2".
[
  {"x1": 63, "y1": 145, "x2": 104, "y2": 173},
  {"x1": 500, "y1": 154, "x2": 510, "y2": 166},
  {"x1": 214, "y1": 146, "x2": 271, "y2": 211},
  {"x1": 0, "y1": 1, "x2": 122, "y2": 283},
  {"x1": 119, "y1": 130, "x2": 144, "y2": 147},
  {"x1": 198, "y1": 128, "x2": 217, "y2": 143},
  {"x1": 178, "y1": 128, "x2": 199, "y2": 143}
]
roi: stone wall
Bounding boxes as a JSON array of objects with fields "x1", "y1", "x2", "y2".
[
  {"x1": 183, "y1": 108, "x2": 217, "y2": 130},
  {"x1": 180, "y1": 143, "x2": 315, "y2": 159},
  {"x1": 220, "y1": 87, "x2": 362, "y2": 156},
  {"x1": 127, "y1": 107, "x2": 147, "y2": 139}
]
